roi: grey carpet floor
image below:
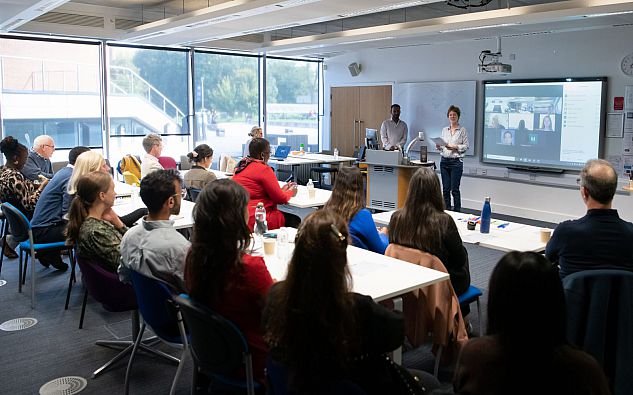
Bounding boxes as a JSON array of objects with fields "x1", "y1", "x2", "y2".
[{"x1": 0, "y1": 236, "x2": 518, "y2": 394}]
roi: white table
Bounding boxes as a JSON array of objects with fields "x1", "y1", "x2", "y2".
[
  {"x1": 280, "y1": 181, "x2": 332, "y2": 208},
  {"x1": 373, "y1": 210, "x2": 552, "y2": 253},
  {"x1": 264, "y1": 244, "x2": 448, "y2": 301},
  {"x1": 113, "y1": 198, "x2": 195, "y2": 229},
  {"x1": 269, "y1": 153, "x2": 357, "y2": 182}
]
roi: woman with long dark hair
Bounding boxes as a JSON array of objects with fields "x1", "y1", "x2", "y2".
[
  {"x1": 232, "y1": 137, "x2": 296, "y2": 230},
  {"x1": 454, "y1": 252, "x2": 609, "y2": 395},
  {"x1": 66, "y1": 172, "x2": 127, "y2": 273},
  {"x1": 184, "y1": 179, "x2": 273, "y2": 384},
  {"x1": 183, "y1": 143, "x2": 216, "y2": 190},
  {"x1": 324, "y1": 166, "x2": 388, "y2": 254},
  {"x1": 264, "y1": 210, "x2": 435, "y2": 394},
  {"x1": 389, "y1": 167, "x2": 470, "y2": 296}
]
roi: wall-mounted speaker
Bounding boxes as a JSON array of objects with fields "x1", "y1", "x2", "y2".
[{"x1": 348, "y1": 62, "x2": 361, "y2": 77}]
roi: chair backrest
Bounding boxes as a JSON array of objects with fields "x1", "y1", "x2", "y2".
[
  {"x1": 1, "y1": 202, "x2": 31, "y2": 243},
  {"x1": 76, "y1": 255, "x2": 137, "y2": 312},
  {"x1": 563, "y1": 269, "x2": 633, "y2": 395},
  {"x1": 158, "y1": 156, "x2": 178, "y2": 170},
  {"x1": 130, "y1": 270, "x2": 182, "y2": 343},
  {"x1": 52, "y1": 161, "x2": 69, "y2": 174},
  {"x1": 175, "y1": 294, "x2": 248, "y2": 376},
  {"x1": 123, "y1": 171, "x2": 141, "y2": 187},
  {"x1": 187, "y1": 187, "x2": 201, "y2": 202},
  {"x1": 219, "y1": 154, "x2": 237, "y2": 174},
  {"x1": 179, "y1": 155, "x2": 192, "y2": 170}
]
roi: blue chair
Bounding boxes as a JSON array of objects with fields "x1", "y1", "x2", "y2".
[
  {"x1": 458, "y1": 285, "x2": 484, "y2": 336},
  {"x1": 175, "y1": 294, "x2": 262, "y2": 395},
  {"x1": 125, "y1": 271, "x2": 188, "y2": 395},
  {"x1": 0, "y1": 202, "x2": 73, "y2": 308},
  {"x1": 187, "y1": 187, "x2": 202, "y2": 202}
]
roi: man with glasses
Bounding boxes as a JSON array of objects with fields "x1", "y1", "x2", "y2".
[
  {"x1": 546, "y1": 159, "x2": 633, "y2": 279},
  {"x1": 141, "y1": 133, "x2": 164, "y2": 178},
  {"x1": 118, "y1": 169, "x2": 190, "y2": 292},
  {"x1": 22, "y1": 134, "x2": 55, "y2": 181}
]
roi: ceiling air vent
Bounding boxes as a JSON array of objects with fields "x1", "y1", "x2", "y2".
[
  {"x1": 33, "y1": 12, "x2": 104, "y2": 28},
  {"x1": 115, "y1": 18, "x2": 143, "y2": 30}
]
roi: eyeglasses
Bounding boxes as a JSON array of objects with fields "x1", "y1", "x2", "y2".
[{"x1": 172, "y1": 189, "x2": 187, "y2": 199}]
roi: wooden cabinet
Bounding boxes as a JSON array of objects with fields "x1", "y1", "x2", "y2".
[{"x1": 330, "y1": 85, "x2": 392, "y2": 157}]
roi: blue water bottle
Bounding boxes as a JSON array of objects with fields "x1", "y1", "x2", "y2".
[{"x1": 480, "y1": 197, "x2": 491, "y2": 234}]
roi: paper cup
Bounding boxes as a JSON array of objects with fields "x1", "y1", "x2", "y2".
[
  {"x1": 540, "y1": 228, "x2": 552, "y2": 243},
  {"x1": 629, "y1": 180, "x2": 633, "y2": 189},
  {"x1": 263, "y1": 238, "x2": 276, "y2": 255}
]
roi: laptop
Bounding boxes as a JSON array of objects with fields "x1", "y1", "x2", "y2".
[{"x1": 272, "y1": 145, "x2": 291, "y2": 160}]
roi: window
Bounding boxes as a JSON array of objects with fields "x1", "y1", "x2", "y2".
[
  {"x1": 265, "y1": 58, "x2": 319, "y2": 152},
  {"x1": 107, "y1": 45, "x2": 190, "y2": 163},
  {"x1": 0, "y1": 37, "x2": 102, "y2": 161},
  {"x1": 193, "y1": 52, "x2": 259, "y2": 161}
]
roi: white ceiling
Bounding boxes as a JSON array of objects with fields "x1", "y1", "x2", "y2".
[{"x1": 1, "y1": 0, "x2": 632, "y2": 57}]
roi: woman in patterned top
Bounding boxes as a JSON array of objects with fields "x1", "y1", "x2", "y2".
[
  {"x1": 1, "y1": 136, "x2": 49, "y2": 259},
  {"x1": 66, "y1": 172, "x2": 127, "y2": 273}
]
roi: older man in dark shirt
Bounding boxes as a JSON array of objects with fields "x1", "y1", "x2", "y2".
[
  {"x1": 22, "y1": 135, "x2": 55, "y2": 181},
  {"x1": 546, "y1": 159, "x2": 633, "y2": 278}
]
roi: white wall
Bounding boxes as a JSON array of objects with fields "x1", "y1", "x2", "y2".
[{"x1": 323, "y1": 26, "x2": 633, "y2": 223}]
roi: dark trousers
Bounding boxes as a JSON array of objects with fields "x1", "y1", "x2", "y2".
[
  {"x1": 440, "y1": 157, "x2": 464, "y2": 212},
  {"x1": 32, "y1": 222, "x2": 67, "y2": 265}
]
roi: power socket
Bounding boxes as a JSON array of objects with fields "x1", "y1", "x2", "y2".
[{"x1": 480, "y1": 169, "x2": 487, "y2": 176}]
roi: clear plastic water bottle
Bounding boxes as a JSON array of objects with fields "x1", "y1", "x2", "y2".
[
  {"x1": 480, "y1": 197, "x2": 492, "y2": 234},
  {"x1": 277, "y1": 228, "x2": 289, "y2": 261},
  {"x1": 254, "y1": 202, "x2": 268, "y2": 236},
  {"x1": 333, "y1": 148, "x2": 339, "y2": 159},
  {"x1": 306, "y1": 178, "x2": 315, "y2": 199}
]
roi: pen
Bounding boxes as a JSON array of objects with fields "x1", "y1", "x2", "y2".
[{"x1": 497, "y1": 222, "x2": 510, "y2": 229}]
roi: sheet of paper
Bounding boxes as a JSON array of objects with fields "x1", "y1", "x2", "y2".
[
  {"x1": 606, "y1": 113, "x2": 624, "y2": 138},
  {"x1": 625, "y1": 86, "x2": 633, "y2": 110},
  {"x1": 430, "y1": 137, "x2": 447, "y2": 147},
  {"x1": 625, "y1": 112, "x2": 633, "y2": 134},
  {"x1": 348, "y1": 260, "x2": 388, "y2": 277},
  {"x1": 623, "y1": 133, "x2": 633, "y2": 156}
]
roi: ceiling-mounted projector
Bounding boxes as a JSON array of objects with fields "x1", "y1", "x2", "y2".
[{"x1": 477, "y1": 37, "x2": 512, "y2": 74}]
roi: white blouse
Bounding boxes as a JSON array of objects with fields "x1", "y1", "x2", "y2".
[{"x1": 439, "y1": 126, "x2": 469, "y2": 159}]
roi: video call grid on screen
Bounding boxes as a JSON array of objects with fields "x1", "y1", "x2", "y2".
[{"x1": 481, "y1": 78, "x2": 606, "y2": 171}]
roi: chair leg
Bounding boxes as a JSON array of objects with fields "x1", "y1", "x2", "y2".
[
  {"x1": 169, "y1": 317, "x2": 190, "y2": 395},
  {"x1": 476, "y1": 298, "x2": 483, "y2": 336},
  {"x1": 92, "y1": 343, "x2": 136, "y2": 378},
  {"x1": 65, "y1": 251, "x2": 77, "y2": 310},
  {"x1": 124, "y1": 322, "x2": 147, "y2": 395},
  {"x1": 22, "y1": 252, "x2": 28, "y2": 285},
  {"x1": 18, "y1": 249, "x2": 23, "y2": 293},
  {"x1": 433, "y1": 345, "x2": 443, "y2": 378},
  {"x1": 79, "y1": 289, "x2": 88, "y2": 329},
  {"x1": 0, "y1": 222, "x2": 6, "y2": 276},
  {"x1": 245, "y1": 354, "x2": 255, "y2": 395},
  {"x1": 31, "y1": 249, "x2": 36, "y2": 309}
]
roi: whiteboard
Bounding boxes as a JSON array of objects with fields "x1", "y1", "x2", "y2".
[{"x1": 393, "y1": 80, "x2": 476, "y2": 156}]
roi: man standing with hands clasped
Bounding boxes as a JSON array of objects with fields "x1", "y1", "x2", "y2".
[{"x1": 380, "y1": 104, "x2": 408, "y2": 151}]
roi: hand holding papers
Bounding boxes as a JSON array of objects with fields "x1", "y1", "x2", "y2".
[{"x1": 431, "y1": 137, "x2": 447, "y2": 147}]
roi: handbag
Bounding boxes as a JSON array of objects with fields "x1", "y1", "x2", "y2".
[{"x1": 383, "y1": 355, "x2": 428, "y2": 395}]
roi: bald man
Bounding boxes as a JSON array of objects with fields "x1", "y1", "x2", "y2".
[
  {"x1": 546, "y1": 159, "x2": 633, "y2": 278},
  {"x1": 22, "y1": 134, "x2": 55, "y2": 181}
]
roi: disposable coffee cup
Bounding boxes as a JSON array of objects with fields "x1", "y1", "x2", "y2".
[
  {"x1": 629, "y1": 180, "x2": 633, "y2": 189},
  {"x1": 263, "y1": 238, "x2": 276, "y2": 255},
  {"x1": 540, "y1": 228, "x2": 552, "y2": 243}
]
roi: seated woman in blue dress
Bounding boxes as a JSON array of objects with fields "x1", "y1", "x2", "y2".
[{"x1": 324, "y1": 166, "x2": 388, "y2": 254}]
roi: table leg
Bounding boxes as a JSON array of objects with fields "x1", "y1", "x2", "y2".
[{"x1": 391, "y1": 296, "x2": 403, "y2": 364}]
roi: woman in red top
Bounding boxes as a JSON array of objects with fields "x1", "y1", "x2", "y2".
[
  {"x1": 184, "y1": 179, "x2": 274, "y2": 384},
  {"x1": 232, "y1": 138, "x2": 297, "y2": 230}
]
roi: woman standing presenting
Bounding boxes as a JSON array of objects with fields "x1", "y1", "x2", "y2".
[{"x1": 437, "y1": 105, "x2": 469, "y2": 212}]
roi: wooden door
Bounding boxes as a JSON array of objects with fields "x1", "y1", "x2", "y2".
[
  {"x1": 330, "y1": 87, "x2": 359, "y2": 157},
  {"x1": 359, "y1": 85, "x2": 392, "y2": 148}
]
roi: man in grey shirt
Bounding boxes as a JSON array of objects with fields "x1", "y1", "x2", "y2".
[
  {"x1": 22, "y1": 135, "x2": 55, "y2": 181},
  {"x1": 119, "y1": 169, "x2": 190, "y2": 292},
  {"x1": 380, "y1": 104, "x2": 408, "y2": 150}
]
